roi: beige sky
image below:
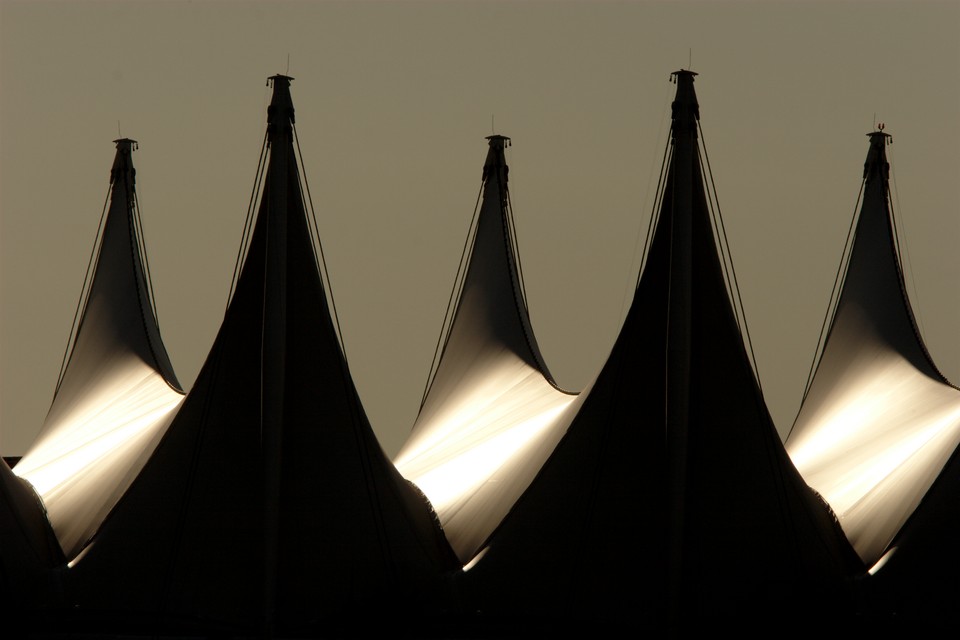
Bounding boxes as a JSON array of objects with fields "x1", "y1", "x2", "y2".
[{"x1": 2, "y1": 0, "x2": 958, "y2": 458}]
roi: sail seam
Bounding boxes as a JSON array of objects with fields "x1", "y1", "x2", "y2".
[{"x1": 697, "y1": 122, "x2": 764, "y2": 393}]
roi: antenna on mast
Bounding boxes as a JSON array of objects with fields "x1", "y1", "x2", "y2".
[
  {"x1": 491, "y1": 114, "x2": 495, "y2": 135},
  {"x1": 689, "y1": 48, "x2": 692, "y2": 69},
  {"x1": 286, "y1": 53, "x2": 290, "y2": 75}
]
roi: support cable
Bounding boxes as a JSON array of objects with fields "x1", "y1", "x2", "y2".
[
  {"x1": 54, "y1": 183, "x2": 112, "y2": 399},
  {"x1": 888, "y1": 151, "x2": 925, "y2": 339},
  {"x1": 697, "y1": 122, "x2": 764, "y2": 392},
  {"x1": 228, "y1": 130, "x2": 270, "y2": 308},
  {"x1": 131, "y1": 190, "x2": 161, "y2": 329},
  {"x1": 419, "y1": 182, "x2": 485, "y2": 410},
  {"x1": 637, "y1": 135, "x2": 673, "y2": 289},
  {"x1": 794, "y1": 179, "x2": 865, "y2": 416},
  {"x1": 293, "y1": 123, "x2": 348, "y2": 362}
]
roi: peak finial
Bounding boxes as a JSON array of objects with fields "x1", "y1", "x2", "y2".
[
  {"x1": 267, "y1": 74, "x2": 294, "y2": 87},
  {"x1": 113, "y1": 138, "x2": 138, "y2": 151},
  {"x1": 485, "y1": 134, "x2": 511, "y2": 150},
  {"x1": 866, "y1": 129, "x2": 892, "y2": 145},
  {"x1": 671, "y1": 68, "x2": 698, "y2": 83}
]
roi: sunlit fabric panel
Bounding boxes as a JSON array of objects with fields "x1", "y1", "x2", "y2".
[
  {"x1": 788, "y1": 353, "x2": 960, "y2": 565},
  {"x1": 863, "y1": 410, "x2": 960, "y2": 624},
  {"x1": 14, "y1": 358, "x2": 183, "y2": 558},
  {"x1": 396, "y1": 353, "x2": 579, "y2": 562},
  {"x1": 786, "y1": 132, "x2": 960, "y2": 567}
]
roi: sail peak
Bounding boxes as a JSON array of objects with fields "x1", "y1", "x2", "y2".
[
  {"x1": 483, "y1": 134, "x2": 511, "y2": 181},
  {"x1": 110, "y1": 138, "x2": 138, "y2": 185},
  {"x1": 485, "y1": 133, "x2": 511, "y2": 147},
  {"x1": 864, "y1": 128, "x2": 892, "y2": 179},
  {"x1": 267, "y1": 74, "x2": 295, "y2": 135},
  {"x1": 670, "y1": 69, "x2": 700, "y2": 135}
]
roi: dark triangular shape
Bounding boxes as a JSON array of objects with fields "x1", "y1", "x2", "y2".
[
  {"x1": 457, "y1": 71, "x2": 863, "y2": 632},
  {"x1": 863, "y1": 434, "x2": 960, "y2": 627},
  {"x1": 0, "y1": 456, "x2": 64, "y2": 622}
]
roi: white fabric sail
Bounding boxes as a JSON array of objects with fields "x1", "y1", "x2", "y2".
[
  {"x1": 786, "y1": 131, "x2": 960, "y2": 567},
  {"x1": 14, "y1": 140, "x2": 185, "y2": 560},
  {"x1": 394, "y1": 136, "x2": 579, "y2": 564}
]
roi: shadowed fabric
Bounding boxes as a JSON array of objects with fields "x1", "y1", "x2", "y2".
[
  {"x1": 14, "y1": 139, "x2": 184, "y2": 561},
  {"x1": 458, "y1": 71, "x2": 863, "y2": 631},
  {"x1": 394, "y1": 136, "x2": 578, "y2": 564},
  {"x1": 63, "y1": 77, "x2": 458, "y2": 635},
  {"x1": 863, "y1": 433, "x2": 960, "y2": 627},
  {"x1": 785, "y1": 133, "x2": 960, "y2": 567},
  {"x1": 0, "y1": 456, "x2": 64, "y2": 616}
]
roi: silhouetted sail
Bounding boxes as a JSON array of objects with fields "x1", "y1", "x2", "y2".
[
  {"x1": 458, "y1": 71, "x2": 863, "y2": 630},
  {"x1": 64, "y1": 76, "x2": 458, "y2": 635},
  {"x1": 785, "y1": 131, "x2": 960, "y2": 567},
  {"x1": 0, "y1": 456, "x2": 64, "y2": 616},
  {"x1": 394, "y1": 135, "x2": 579, "y2": 564},
  {"x1": 14, "y1": 139, "x2": 185, "y2": 560}
]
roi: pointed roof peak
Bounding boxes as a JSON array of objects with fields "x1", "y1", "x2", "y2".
[
  {"x1": 867, "y1": 128, "x2": 892, "y2": 144},
  {"x1": 110, "y1": 138, "x2": 137, "y2": 185},
  {"x1": 485, "y1": 134, "x2": 511, "y2": 148},
  {"x1": 112, "y1": 137, "x2": 138, "y2": 150},
  {"x1": 868, "y1": 121, "x2": 892, "y2": 141},
  {"x1": 483, "y1": 134, "x2": 511, "y2": 179},
  {"x1": 864, "y1": 127, "x2": 892, "y2": 180},
  {"x1": 266, "y1": 74, "x2": 295, "y2": 135},
  {"x1": 670, "y1": 69, "x2": 700, "y2": 134}
]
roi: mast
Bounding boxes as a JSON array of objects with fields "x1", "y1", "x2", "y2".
[
  {"x1": 261, "y1": 73, "x2": 294, "y2": 634},
  {"x1": 664, "y1": 69, "x2": 697, "y2": 614}
]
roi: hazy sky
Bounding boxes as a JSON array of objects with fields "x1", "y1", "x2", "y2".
[{"x1": 2, "y1": 0, "x2": 958, "y2": 458}]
